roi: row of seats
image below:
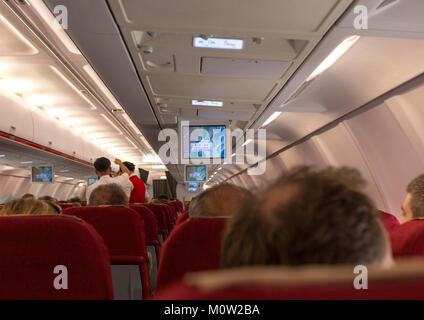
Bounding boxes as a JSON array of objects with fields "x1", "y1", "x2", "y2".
[
  {"x1": 152, "y1": 209, "x2": 424, "y2": 298},
  {"x1": 0, "y1": 200, "x2": 183, "y2": 299}
]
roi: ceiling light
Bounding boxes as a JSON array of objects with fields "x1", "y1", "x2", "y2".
[
  {"x1": 27, "y1": 0, "x2": 80, "y2": 54},
  {"x1": 192, "y1": 100, "x2": 223, "y2": 107},
  {"x1": 100, "y1": 114, "x2": 123, "y2": 135},
  {"x1": 193, "y1": 37, "x2": 244, "y2": 50},
  {"x1": 20, "y1": 161, "x2": 33, "y2": 164},
  {"x1": 231, "y1": 153, "x2": 236, "y2": 157},
  {"x1": 160, "y1": 176, "x2": 167, "y2": 179},
  {"x1": 0, "y1": 15, "x2": 38, "y2": 54},
  {"x1": 60, "y1": 170, "x2": 69, "y2": 173},
  {"x1": 152, "y1": 165, "x2": 166, "y2": 169},
  {"x1": 122, "y1": 113, "x2": 142, "y2": 134},
  {"x1": 242, "y1": 139, "x2": 253, "y2": 146},
  {"x1": 83, "y1": 65, "x2": 122, "y2": 110},
  {"x1": 0, "y1": 155, "x2": 5, "y2": 158},
  {"x1": 262, "y1": 112, "x2": 282, "y2": 127},
  {"x1": 306, "y1": 35, "x2": 360, "y2": 81}
]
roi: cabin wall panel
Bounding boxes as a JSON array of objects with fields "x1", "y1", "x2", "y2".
[{"x1": 311, "y1": 123, "x2": 386, "y2": 210}]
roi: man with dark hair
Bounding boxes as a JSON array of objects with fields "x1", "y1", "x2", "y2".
[
  {"x1": 157, "y1": 194, "x2": 169, "y2": 203},
  {"x1": 189, "y1": 183, "x2": 252, "y2": 218},
  {"x1": 221, "y1": 166, "x2": 392, "y2": 269},
  {"x1": 402, "y1": 174, "x2": 424, "y2": 222},
  {"x1": 88, "y1": 183, "x2": 129, "y2": 206},
  {"x1": 120, "y1": 161, "x2": 146, "y2": 204},
  {"x1": 22, "y1": 193, "x2": 35, "y2": 199},
  {"x1": 87, "y1": 157, "x2": 133, "y2": 201}
]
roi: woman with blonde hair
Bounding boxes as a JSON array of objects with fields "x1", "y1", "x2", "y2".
[{"x1": 0, "y1": 198, "x2": 60, "y2": 216}]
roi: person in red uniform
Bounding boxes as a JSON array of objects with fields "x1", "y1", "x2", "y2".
[{"x1": 121, "y1": 161, "x2": 146, "y2": 204}]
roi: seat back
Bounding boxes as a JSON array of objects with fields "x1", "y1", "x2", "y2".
[
  {"x1": 144, "y1": 203, "x2": 167, "y2": 238},
  {"x1": 59, "y1": 203, "x2": 75, "y2": 210},
  {"x1": 155, "y1": 259, "x2": 424, "y2": 300},
  {"x1": 377, "y1": 210, "x2": 400, "y2": 234},
  {"x1": 390, "y1": 219, "x2": 424, "y2": 257},
  {"x1": 176, "y1": 211, "x2": 189, "y2": 226},
  {"x1": 0, "y1": 215, "x2": 113, "y2": 299},
  {"x1": 63, "y1": 206, "x2": 151, "y2": 299},
  {"x1": 130, "y1": 205, "x2": 159, "y2": 244},
  {"x1": 156, "y1": 217, "x2": 228, "y2": 292}
]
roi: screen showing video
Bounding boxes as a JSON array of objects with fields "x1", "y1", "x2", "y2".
[
  {"x1": 185, "y1": 165, "x2": 207, "y2": 182},
  {"x1": 188, "y1": 182, "x2": 201, "y2": 188},
  {"x1": 88, "y1": 177, "x2": 99, "y2": 185},
  {"x1": 188, "y1": 187, "x2": 198, "y2": 192},
  {"x1": 31, "y1": 166, "x2": 53, "y2": 183},
  {"x1": 183, "y1": 125, "x2": 226, "y2": 159}
]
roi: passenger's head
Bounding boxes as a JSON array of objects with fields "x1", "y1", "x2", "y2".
[
  {"x1": 122, "y1": 161, "x2": 135, "y2": 174},
  {"x1": 88, "y1": 183, "x2": 129, "y2": 207},
  {"x1": 38, "y1": 195, "x2": 54, "y2": 202},
  {"x1": 221, "y1": 166, "x2": 391, "y2": 269},
  {"x1": 94, "y1": 157, "x2": 111, "y2": 177},
  {"x1": 189, "y1": 183, "x2": 252, "y2": 218},
  {"x1": 22, "y1": 193, "x2": 35, "y2": 199},
  {"x1": 0, "y1": 198, "x2": 59, "y2": 216},
  {"x1": 157, "y1": 194, "x2": 169, "y2": 203},
  {"x1": 403, "y1": 174, "x2": 424, "y2": 222}
]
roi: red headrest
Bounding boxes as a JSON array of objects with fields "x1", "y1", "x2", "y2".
[
  {"x1": 156, "y1": 217, "x2": 228, "y2": 293},
  {"x1": 144, "y1": 203, "x2": 167, "y2": 232},
  {"x1": 176, "y1": 211, "x2": 189, "y2": 226},
  {"x1": 0, "y1": 215, "x2": 113, "y2": 299},
  {"x1": 155, "y1": 260, "x2": 424, "y2": 300},
  {"x1": 390, "y1": 219, "x2": 424, "y2": 257},
  {"x1": 377, "y1": 210, "x2": 400, "y2": 234},
  {"x1": 130, "y1": 205, "x2": 159, "y2": 244},
  {"x1": 63, "y1": 206, "x2": 147, "y2": 258}
]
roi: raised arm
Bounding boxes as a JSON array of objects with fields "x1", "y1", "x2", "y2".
[{"x1": 114, "y1": 158, "x2": 130, "y2": 175}]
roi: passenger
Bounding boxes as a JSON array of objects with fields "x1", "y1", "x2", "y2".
[
  {"x1": 221, "y1": 166, "x2": 392, "y2": 269},
  {"x1": 157, "y1": 194, "x2": 169, "y2": 203},
  {"x1": 0, "y1": 198, "x2": 59, "y2": 216},
  {"x1": 189, "y1": 183, "x2": 251, "y2": 218},
  {"x1": 88, "y1": 183, "x2": 129, "y2": 207},
  {"x1": 68, "y1": 196, "x2": 82, "y2": 207},
  {"x1": 22, "y1": 193, "x2": 35, "y2": 199},
  {"x1": 86, "y1": 157, "x2": 133, "y2": 201},
  {"x1": 38, "y1": 195, "x2": 56, "y2": 203},
  {"x1": 120, "y1": 161, "x2": 146, "y2": 204},
  {"x1": 402, "y1": 174, "x2": 424, "y2": 222}
]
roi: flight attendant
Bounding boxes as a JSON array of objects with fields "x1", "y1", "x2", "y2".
[{"x1": 122, "y1": 161, "x2": 146, "y2": 204}]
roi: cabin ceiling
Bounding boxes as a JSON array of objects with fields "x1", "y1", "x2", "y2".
[{"x1": 107, "y1": 0, "x2": 354, "y2": 130}]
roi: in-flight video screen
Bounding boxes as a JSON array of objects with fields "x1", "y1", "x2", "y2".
[
  {"x1": 188, "y1": 182, "x2": 201, "y2": 188},
  {"x1": 185, "y1": 165, "x2": 207, "y2": 182},
  {"x1": 88, "y1": 177, "x2": 99, "y2": 185},
  {"x1": 31, "y1": 166, "x2": 53, "y2": 183},
  {"x1": 183, "y1": 125, "x2": 226, "y2": 159}
]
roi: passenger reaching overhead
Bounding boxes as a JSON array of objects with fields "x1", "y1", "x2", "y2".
[
  {"x1": 221, "y1": 166, "x2": 392, "y2": 269},
  {"x1": 86, "y1": 157, "x2": 133, "y2": 201},
  {"x1": 119, "y1": 161, "x2": 146, "y2": 204},
  {"x1": 88, "y1": 183, "x2": 129, "y2": 207},
  {"x1": 189, "y1": 183, "x2": 252, "y2": 218},
  {"x1": 402, "y1": 174, "x2": 424, "y2": 222}
]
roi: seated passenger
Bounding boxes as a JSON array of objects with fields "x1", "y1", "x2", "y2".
[
  {"x1": 221, "y1": 166, "x2": 392, "y2": 268},
  {"x1": 157, "y1": 194, "x2": 169, "y2": 203},
  {"x1": 38, "y1": 195, "x2": 62, "y2": 213},
  {"x1": 402, "y1": 174, "x2": 424, "y2": 222},
  {"x1": 86, "y1": 157, "x2": 133, "y2": 201},
  {"x1": 88, "y1": 183, "x2": 129, "y2": 207},
  {"x1": 0, "y1": 198, "x2": 59, "y2": 216},
  {"x1": 189, "y1": 184, "x2": 252, "y2": 218},
  {"x1": 68, "y1": 196, "x2": 82, "y2": 206},
  {"x1": 21, "y1": 193, "x2": 35, "y2": 199},
  {"x1": 120, "y1": 161, "x2": 146, "y2": 204}
]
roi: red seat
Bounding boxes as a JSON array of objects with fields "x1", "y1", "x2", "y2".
[
  {"x1": 377, "y1": 210, "x2": 400, "y2": 234},
  {"x1": 155, "y1": 260, "x2": 424, "y2": 299},
  {"x1": 130, "y1": 205, "x2": 161, "y2": 290},
  {"x1": 390, "y1": 219, "x2": 424, "y2": 257},
  {"x1": 144, "y1": 203, "x2": 168, "y2": 241},
  {"x1": 0, "y1": 215, "x2": 113, "y2": 299},
  {"x1": 155, "y1": 217, "x2": 228, "y2": 293},
  {"x1": 59, "y1": 203, "x2": 75, "y2": 210},
  {"x1": 161, "y1": 204, "x2": 174, "y2": 232},
  {"x1": 63, "y1": 206, "x2": 151, "y2": 299}
]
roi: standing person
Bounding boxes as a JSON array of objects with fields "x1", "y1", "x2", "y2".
[
  {"x1": 86, "y1": 157, "x2": 133, "y2": 201},
  {"x1": 121, "y1": 161, "x2": 146, "y2": 204}
]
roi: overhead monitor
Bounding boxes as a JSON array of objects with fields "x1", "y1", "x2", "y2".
[
  {"x1": 185, "y1": 165, "x2": 207, "y2": 182},
  {"x1": 182, "y1": 124, "x2": 227, "y2": 159},
  {"x1": 31, "y1": 166, "x2": 53, "y2": 183},
  {"x1": 87, "y1": 177, "x2": 99, "y2": 186},
  {"x1": 187, "y1": 182, "x2": 201, "y2": 188},
  {"x1": 188, "y1": 187, "x2": 198, "y2": 192},
  {"x1": 138, "y1": 168, "x2": 149, "y2": 184}
]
